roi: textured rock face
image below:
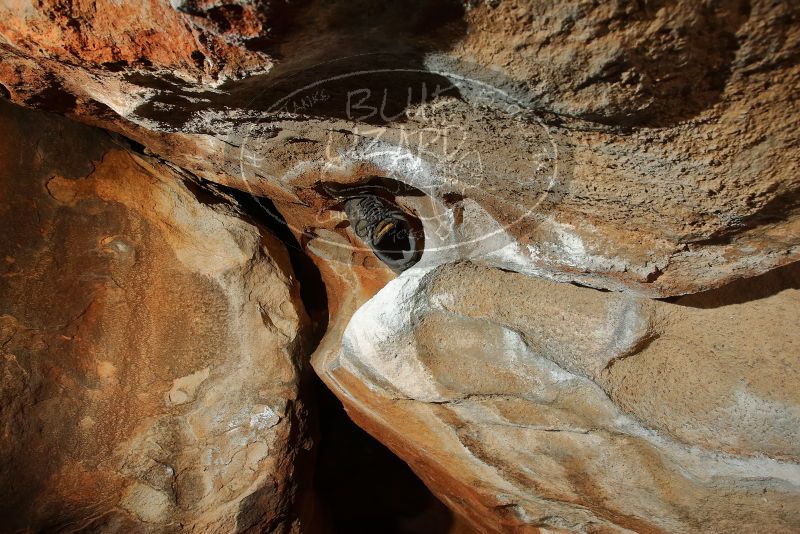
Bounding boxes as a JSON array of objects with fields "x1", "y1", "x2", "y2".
[
  {"x1": 1, "y1": 1, "x2": 799, "y2": 532},
  {"x1": 316, "y1": 261, "x2": 800, "y2": 532},
  {"x1": 0, "y1": 101, "x2": 312, "y2": 532},
  {"x1": 0, "y1": 0, "x2": 284, "y2": 81},
  {"x1": 1, "y1": 0, "x2": 798, "y2": 297}
]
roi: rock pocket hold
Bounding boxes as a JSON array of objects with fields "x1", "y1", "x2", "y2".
[{"x1": 344, "y1": 194, "x2": 421, "y2": 271}]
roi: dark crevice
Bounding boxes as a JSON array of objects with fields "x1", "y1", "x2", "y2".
[
  {"x1": 101, "y1": 59, "x2": 129, "y2": 72},
  {"x1": 25, "y1": 77, "x2": 77, "y2": 114},
  {"x1": 182, "y1": 178, "x2": 237, "y2": 206},
  {"x1": 679, "y1": 191, "x2": 800, "y2": 247},
  {"x1": 569, "y1": 280, "x2": 612, "y2": 292},
  {"x1": 316, "y1": 175, "x2": 427, "y2": 203},
  {"x1": 311, "y1": 377, "x2": 454, "y2": 534},
  {"x1": 669, "y1": 260, "x2": 800, "y2": 308},
  {"x1": 180, "y1": 176, "x2": 453, "y2": 532},
  {"x1": 113, "y1": 133, "x2": 149, "y2": 157}
]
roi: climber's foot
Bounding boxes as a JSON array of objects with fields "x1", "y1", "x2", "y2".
[{"x1": 343, "y1": 194, "x2": 420, "y2": 271}]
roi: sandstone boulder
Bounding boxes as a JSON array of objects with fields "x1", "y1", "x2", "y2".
[
  {"x1": 315, "y1": 261, "x2": 800, "y2": 533},
  {"x1": 0, "y1": 100, "x2": 313, "y2": 532}
]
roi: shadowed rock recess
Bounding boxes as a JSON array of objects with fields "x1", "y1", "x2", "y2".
[{"x1": 0, "y1": 1, "x2": 798, "y2": 533}]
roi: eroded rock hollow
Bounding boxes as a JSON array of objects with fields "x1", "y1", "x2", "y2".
[{"x1": 1, "y1": 1, "x2": 798, "y2": 532}]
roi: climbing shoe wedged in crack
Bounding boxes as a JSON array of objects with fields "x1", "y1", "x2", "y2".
[{"x1": 343, "y1": 194, "x2": 421, "y2": 271}]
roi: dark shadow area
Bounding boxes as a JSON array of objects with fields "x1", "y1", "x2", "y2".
[
  {"x1": 183, "y1": 177, "x2": 452, "y2": 532},
  {"x1": 0, "y1": 99, "x2": 120, "y2": 532},
  {"x1": 375, "y1": 219, "x2": 414, "y2": 263},
  {"x1": 125, "y1": 0, "x2": 757, "y2": 133},
  {"x1": 312, "y1": 376, "x2": 453, "y2": 534},
  {"x1": 24, "y1": 75, "x2": 77, "y2": 115},
  {"x1": 127, "y1": 0, "x2": 468, "y2": 130},
  {"x1": 671, "y1": 261, "x2": 800, "y2": 309},
  {"x1": 128, "y1": 54, "x2": 464, "y2": 131},
  {"x1": 316, "y1": 176, "x2": 427, "y2": 201}
]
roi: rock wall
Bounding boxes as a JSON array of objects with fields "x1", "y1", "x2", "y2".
[
  {"x1": 1, "y1": 1, "x2": 799, "y2": 532},
  {"x1": 0, "y1": 100, "x2": 313, "y2": 532},
  {"x1": 1, "y1": 1, "x2": 798, "y2": 297},
  {"x1": 316, "y1": 261, "x2": 800, "y2": 532}
]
